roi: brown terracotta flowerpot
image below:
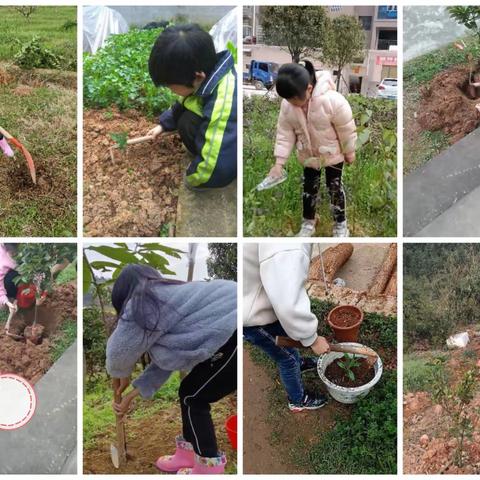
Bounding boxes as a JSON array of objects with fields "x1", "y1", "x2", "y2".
[{"x1": 327, "y1": 305, "x2": 363, "y2": 343}]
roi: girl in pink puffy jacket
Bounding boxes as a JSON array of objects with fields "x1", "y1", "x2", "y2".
[{"x1": 268, "y1": 61, "x2": 357, "y2": 237}]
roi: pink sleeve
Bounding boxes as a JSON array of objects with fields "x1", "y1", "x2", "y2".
[
  {"x1": 329, "y1": 92, "x2": 357, "y2": 154},
  {"x1": 273, "y1": 101, "x2": 296, "y2": 161}
]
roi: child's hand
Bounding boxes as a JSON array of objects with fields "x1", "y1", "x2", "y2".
[
  {"x1": 268, "y1": 164, "x2": 284, "y2": 179},
  {"x1": 147, "y1": 125, "x2": 163, "y2": 139},
  {"x1": 344, "y1": 152, "x2": 355, "y2": 164},
  {"x1": 310, "y1": 336, "x2": 330, "y2": 355},
  {"x1": 6, "y1": 301, "x2": 17, "y2": 314},
  {"x1": 112, "y1": 388, "x2": 139, "y2": 416},
  {"x1": 113, "y1": 376, "x2": 131, "y2": 396}
]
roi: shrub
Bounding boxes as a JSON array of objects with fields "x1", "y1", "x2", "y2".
[
  {"x1": 83, "y1": 307, "x2": 108, "y2": 377},
  {"x1": 84, "y1": 28, "x2": 177, "y2": 115},
  {"x1": 14, "y1": 36, "x2": 62, "y2": 69}
]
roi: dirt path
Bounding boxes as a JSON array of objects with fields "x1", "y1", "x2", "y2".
[
  {"x1": 244, "y1": 349, "x2": 348, "y2": 474},
  {"x1": 0, "y1": 282, "x2": 76, "y2": 384},
  {"x1": 84, "y1": 396, "x2": 237, "y2": 474},
  {"x1": 83, "y1": 109, "x2": 183, "y2": 237}
]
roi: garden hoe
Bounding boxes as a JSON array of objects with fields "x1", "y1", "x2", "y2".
[
  {"x1": 275, "y1": 336, "x2": 378, "y2": 368},
  {"x1": 108, "y1": 131, "x2": 178, "y2": 164},
  {"x1": 0, "y1": 126, "x2": 36, "y2": 184},
  {"x1": 110, "y1": 388, "x2": 127, "y2": 469}
]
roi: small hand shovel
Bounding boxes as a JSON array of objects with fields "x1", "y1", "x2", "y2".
[
  {"x1": 275, "y1": 336, "x2": 378, "y2": 367},
  {"x1": 110, "y1": 388, "x2": 127, "y2": 469}
]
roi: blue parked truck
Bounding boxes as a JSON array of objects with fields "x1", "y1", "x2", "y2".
[{"x1": 243, "y1": 60, "x2": 279, "y2": 90}]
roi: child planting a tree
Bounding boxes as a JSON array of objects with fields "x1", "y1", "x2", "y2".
[
  {"x1": 262, "y1": 61, "x2": 357, "y2": 237},
  {"x1": 0, "y1": 244, "x2": 47, "y2": 334},
  {"x1": 243, "y1": 243, "x2": 331, "y2": 412},
  {"x1": 107, "y1": 264, "x2": 237, "y2": 474},
  {"x1": 146, "y1": 24, "x2": 237, "y2": 190}
]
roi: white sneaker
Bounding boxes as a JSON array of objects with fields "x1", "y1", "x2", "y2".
[
  {"x1": 296, "y1": 219, "x2": 316, "y2": 237},
  {"x1": 333, "y1": 220, "x2": 349, "y2": 237}
]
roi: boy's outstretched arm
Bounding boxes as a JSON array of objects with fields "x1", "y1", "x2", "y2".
[{"x1": 157, "y1": 101, "x2": 185, "y2": 132}]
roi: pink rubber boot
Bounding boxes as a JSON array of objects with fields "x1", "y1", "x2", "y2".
[
  {"x1": 155, "y1": 435, "x2": 194, "y2": 472},
  {"x1": 0, "y1": 137, "x2": 14, "y2": 157},
  {"x1": 177, "y1": 452, "x2": 227, "y2": 474}
]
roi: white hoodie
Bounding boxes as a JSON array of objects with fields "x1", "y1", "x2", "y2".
[{"x1": 243, "y1": 243, "x2": 318, "y2": 347}]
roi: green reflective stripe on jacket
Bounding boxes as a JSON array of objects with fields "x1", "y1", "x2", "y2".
[
  {"x1": 183, "y1": 95, "x2": 203, "y2": 117},
  {"x1": 187, "y1": 71, "x2": 235, "y2": 186}
]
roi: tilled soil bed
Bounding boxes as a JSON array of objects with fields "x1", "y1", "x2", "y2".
[
  {"x1": 0, "y1": 282, "x2": 76, "y2": 384},
  {"x1": 83, "y1": 109, "x2": 184, "y2": 236},
  {"x1": 418, "y1": 64, "x2": 480, "y2": 144}
]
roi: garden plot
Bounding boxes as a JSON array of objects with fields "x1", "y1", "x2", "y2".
[
  {"x1": 83, "y1": 109, "x2": 183, "y2": 237},
  {"x1": 244, "y1": 244, "x2": 397, "y2": 475},
  {"x1": 0, "y1": 282, "x2": 76, "y2": 384}
]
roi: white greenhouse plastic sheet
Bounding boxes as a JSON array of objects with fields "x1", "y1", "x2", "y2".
[
  {"x1": 83, "y1": 6, "x2": 129, "y2": 54},
  {"x1": 209, "y1": 7, "x2": 237, "y2": 52}
]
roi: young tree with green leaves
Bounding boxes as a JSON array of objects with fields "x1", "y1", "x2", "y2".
[
  {"x1": 260, "y1": 6, "x2": 329, "y2": 63},
  {"x1": 447, "y1": 6, "x2": 480, "y2": 40},
  {"x1": 322, "y1": 15, "x2": 365, "y2": 91}
]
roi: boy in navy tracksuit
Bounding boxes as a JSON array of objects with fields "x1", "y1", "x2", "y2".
[{"x1": 147, "y1": 24, "x2": 237, "y2": 189}]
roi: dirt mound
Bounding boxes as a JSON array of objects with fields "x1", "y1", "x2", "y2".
[
  {"x1": 83, "y1": 109, "x2": 184, "y2": 236},
  {"x1": 417, "y1": 64, "x2": 480, "y2": 144},
  {"x1": 0, "y1": 282, "x2": 77, "y2": 384},
  {"x1": 83, "y1": 397, "x2": 236, "y2": 474}
]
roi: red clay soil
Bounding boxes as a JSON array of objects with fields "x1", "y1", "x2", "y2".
[
  {"x1": 417, "y1": 64, "x2": 480, "y2": 144},
  {"x1": 325, "y1": 358, "x2": 375, "y2": 388},
  {"x1": 243, "y1": 348, "x2": 349, "y2": 474},
  {"x1": 404, "y1": 331, "x2": 480, "y2": 474},
  {"x1": 83, "y1": 109, "x2": 184, "y2": 237},
  {"x1": 83, "y1": 396, "x2": 237, "y2": 474},
  {"x1": 0, "y1": 282, "x2": 76, "y2": 384}
]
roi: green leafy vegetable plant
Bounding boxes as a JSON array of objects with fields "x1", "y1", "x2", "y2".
[{"x1": 337, "y1": 353, "x2": 361, "y2": 381}]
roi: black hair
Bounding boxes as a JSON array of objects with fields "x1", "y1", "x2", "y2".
[
  {"x1": 275, "y1": 60, "x2": 317, "y2": 100},
  {"x1": 3, "y1": 243, "x2": 18, "y2": 255},
  {"x1": 111, "y1": 264, "x2": 184, "y2": 333},
  {"x1": 4, "y1": 269, "x2": 19, "y2": 300},
  {"x1": 148, "y1": 24, "x2": 217, "y2": 87}
]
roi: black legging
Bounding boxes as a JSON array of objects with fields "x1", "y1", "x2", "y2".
[
  {"x1": 303, "y1": 163, "x2": 345, "y2": 222},
  {"x1": 178, "y1": 331, "x2": 237, "y2": 457}
]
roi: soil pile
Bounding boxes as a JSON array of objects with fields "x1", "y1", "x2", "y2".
[
  {"x1": 83, "y1": 109, "x2": 183, "y2": 236},
  {"x1": 418, "y1": 65, "x2": 480, "y2": 144},
  {"x1": 0, "y1": 282, "x2": 77, "y2": 384}
]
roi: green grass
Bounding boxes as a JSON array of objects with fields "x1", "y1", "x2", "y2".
[
  {"x1": 0, "y1": 82, "x2": 77, "y2": 236},
  {"x1": 247, "y1": 299, "x2": 397, "y2": 474},
  {"x1": 243, "y1": 95, "x2": 397, "y2": 237},
  {"x1": 0, "y1": 6, "x2": 76, "y2": 69},
  {"x1": 404, "y1": 353, "x2": 448, "y2": 393},
  {"x1": 50, "y1": 318, "x2": 77, "y2": 362},
  {"x1": 404, "y1": 35, "x2": 480, "y2": 86}
]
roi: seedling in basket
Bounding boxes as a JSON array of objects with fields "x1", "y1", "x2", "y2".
[{"x1": 337, "y1": 353, "x2": 361, "y2": 381}]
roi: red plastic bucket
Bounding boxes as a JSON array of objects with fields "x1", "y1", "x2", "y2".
[
  {"x1": 16, "y1": 284, "x2": 36, "y2": 309},
  {"x1": 225, "y1": 415, "x2": 237, "y2": 450}
]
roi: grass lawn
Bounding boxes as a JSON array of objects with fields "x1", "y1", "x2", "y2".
[
  {"x1": 0, "y1": 6, "x2": 76, "y2": 69},
  {"x1": 0, "y1": 83, "x2": 77, "y2": 236},
  {"x1": 403, "y1": 35, "x2": 480, "y2": 174},
  {"x1": 243, "y1": 95, "x2": 397, "y2": 237},
  {"x1": 246, "y1": 299, "x2": 397, "y2": 474}
]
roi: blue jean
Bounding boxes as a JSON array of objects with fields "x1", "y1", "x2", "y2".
[{"x1": 244, "y1": 321, "x2": 304, "y2": 403}]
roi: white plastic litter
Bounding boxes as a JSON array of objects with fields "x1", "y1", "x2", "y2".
[
  {"x1": 209, "y1": 8, "x2": 237, "y2": 51},
  {"x1": 333, "y1": 278, "x2": 346, "y2": 287},
  {"x1": 446, "y1": 331, "x2": 470, "y2": 349},
  {"x1": 83, "y1": 6, "x2": 129, "y2": 54}
]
